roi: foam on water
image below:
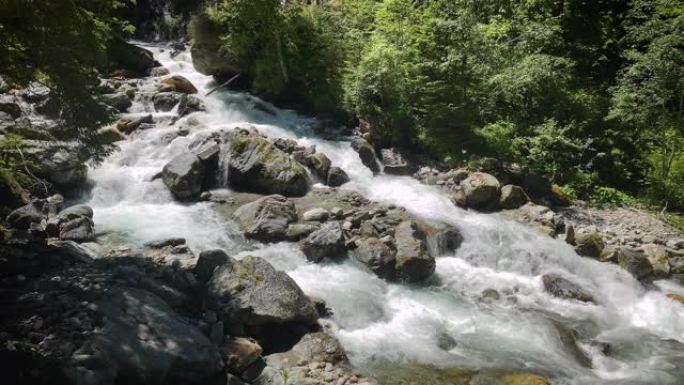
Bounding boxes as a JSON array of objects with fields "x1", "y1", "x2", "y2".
[{"x1": 86, "y1": 43, "x2": 684, "y2": 385}]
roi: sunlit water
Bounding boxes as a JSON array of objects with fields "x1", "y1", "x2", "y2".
[{"x1": 86, "y1": 43, "x2": 684, "y2": 385}]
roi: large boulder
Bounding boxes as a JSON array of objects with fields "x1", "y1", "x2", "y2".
[
  {"x1": 101, "y1": 93, "x2": 132, "y2": 112},
  {"x1": 74, "y1": 288, "x2": 221, "y2": 385},
  {"x1": 160, "y1": 75, "x2": 198, "y2": 94},
  {"x1": 301, "y1": 221, "x2": 347, "y2": 263},
  {"x1": 413, "y1": 220, "x2": 463, "y2": 257},
  {"x1": 107, "y1": 38, "x2": 159, "y2": 76},
  {"x1": 162, "y1": 153, "x2": 206, "y2": 200},
  {"x1": 459, "y1": 172, "x2": 501, "y2": 211},
  {"x1": 394, "y1": 221, "x2": 435, "y2": 282},
  {"x1": 178, "y1": 94, "x2": 205, "y2": 117},
  {"x1": 207, "y1": 256, "x2": 318, "y2": 325},
  {"x1": 233, "y1": 195, "x2": 297, "y2": 242},
  {"x1": 327, "y1": 166, "x2": 350, "y2": 187},
  {"x1": 153, "y1": 92, "x2": 182, "y2": 112},
  {"x1": 499, "y1": 184, "x2": 529, "y2": 209},
  {"x1": 542, "y1": 274, "x2": 594, "y2": 303},
  {"x1": 380, "y1": 148, "x2": 413, "y2": 175},
  {"x1": 6, "y1": 202, "x2": 44, "y2": 229},
  {"x1": 57, "y1": 204, "x2": 95, "y2": 243},
  {"x1": 352, "y1": 237, "x2": 397, "y2": 280},
  {"x1": 224, "y1": 131, "x2": 310, "y2": 196},
  {"x1": 617, "y1": 247, "x2": 653, "y2": 279},
  {"x1": 24, "y1": 142, "x2": 88, "y2": 190},
  {"x1": 574, "y1": 232, "x2": 605, "y2": 259},
  {"x1": 305, "y1": 152, "x2": 332, "y2": 181},
  {"x1": 351, "y1": 138, "x2": 380, "y2": 174},
  {"x1": 195, "y1": 249, "x2": 233, "y2": 283},
  {"x1": 190, "y1": 14, "x2": 242, "y2": 78},
  {"x1": 642, "y1": 243, "x2": 671, "y2": 278}
]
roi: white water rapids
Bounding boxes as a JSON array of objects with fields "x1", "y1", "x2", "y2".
[{"x1": 85, "y1": 43, "x2": 684, "y2": 385}]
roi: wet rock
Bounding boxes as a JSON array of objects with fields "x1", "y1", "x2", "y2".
[
  {"x1": 233, "y1": 195, "x2": 297, "y2": 242},
  {"x1": 0, "y1": 98, "x2": 22, "y2": 119},
  {"x1": 107, "y1": 38, "x2": 159, "y2": 76},
  {"x1": 667, "y1": 293, "x2": 684, "y2": 304},
  {"x1": 574, "y1": 232, "x2": 605, "y2": 259},
  {"x1": 145, "y1": 237, "x2": 186, "y2": 248},
  {"x1": 101, "y1": 92, "x2": 132, "y2": 112},
  {"x1": 7, "y1": 202, "x2": 44, "y2": 229},
  {"x1": 76, "y1": 288, "x2": 220, "y2": 385},
  {"x1": 327, "y1": 166, "x2": 350, "y2": 187},
  {"x1": 49, "y1": 240, "x2": 98, "y2": 262},
  {"x1": 207, "y1": 256, "x2": 318, "y2": 325},
  {"x1": 306, "y1": 152, "x2": 332, "y2": 181},
  {"x1": 551, "y1": 321, "x2": 592, "y2": 368},
  {"x1": 302, "y1": 208, "x2": 329, "y2": 222},
  {"x1": 394, "y1": 221, "x2": 435, "y2": 282},
  {"x1": 414, "y1": 220, "x2": 463, "y2": 257},
  {"x1": 195, "y1": 249, "x2": 233, "y2": 283},
  {"x1": 266, "y1": 332, "x2": 348, "y2": 368},
  {"x1": 161, "y1": 153, "x2": 206, "y2": 200},
  {"x1": 380, "y1": 148, "x2": 413, "y2": 175},
  {"x1": 117, "y1": 114, "x2": 153, "y2": 134},
  {"x1": 469, "y1": 372, "x2": 550, "y2": 385},
  {"x1": 499, "y1": 185, "x2": 529, "y2": 209},
  {"x1": 223, "y1": 337, "x2": 263, "y2": 375},
  {"x1": 542, "y1": 274, "x2": 594, "y2": 303},
  {"x1": 160, "y1": 75, "x2": 198, "y2": 94},
  {"x1": 57, "y1": 204, "x2": 95, "y2": 243},
  {"x1": 351, "y1": 138, "x2": 380, "y2": 173},
  {"x1": 642, "y1": 243, "x2": 671, "y2": 278},
  {"x1": 480, "y1": 288, "x2": 501, "y2": 303},
  {"x1": 152, "y1": 91, "x2": 182, "y2": 112},
  {"x1": 301, "y1": 221, "x2": 347, "y2": 262},
  {"x1": 352, "y1": 238, "x2": 397, "y2": 280},
  {"x1": 459, "y1": 172, "x2": 501, "y2": 211},
  {"x1": 150, "y1": 66, "x2": 170, "y2": 77},
  {"x1": 27, "y1": 144, "x2": 88, "y2": 190},
  {"x1": 273, "y1": 138, "x2": 299, "y2": 153},
  {"x1": 617, "y1": 247, "x2": 653, "y2": 279},
  {"x1": 285, "y1": 223, "x2": 319, "y2": 241},
  {"x1": 178, "y1": 94, "x2": 205, "y2": 117},
  {"x1": 224, "y1": 131, "x2": 311, "y2": 197}
]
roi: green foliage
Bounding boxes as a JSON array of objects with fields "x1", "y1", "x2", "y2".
[
  {"x1": 589, "y1": 186, "x2": 636, "y2": 208},
  {"x1": 0, "y1": 134, "x2": 30, "y2": 185},
  {"x1": 196, "y1": 0, "x2": 684, "y2": 211}
]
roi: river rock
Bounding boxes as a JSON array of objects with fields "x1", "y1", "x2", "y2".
[
  {"x1": 459, "y1": 172, "x2": 501, "y2": 211},
  {"x1": 414, "y1": 220, "x2": 463, "y2": 257},
  {"x1": 266, "y1": 332, "x2": 347, "y2": 368},
  {"x1": 306, "y1": 152, "x2": 332, "y2": 181},
  {"x1": 152, "y1": 91, "x2": 182, "y2": 112},
  {"x1": 117, "y1": 114, "x2": 153, "y2": 134},
  {"x1": 57, "y1": 204, "x2": 95, "y2": 242},
  {"x1": 207, "y1": 256, "x2": 318, "y2": 325},
  {"x1": 301, "y1": 221, "x2": 347, "y2": 262},
  {"x1": 667, "y1": 293, "x2": 684, "y2": 304},
  {"x1": 224, "y1": 131, "x2": 310, "y2": 197},
  {"x1": 24, "y1": 141, "x2": 87, "y2": 190},
  {"x1": 6, "y1": 202, "x2": 44, "y2": 229},
  {"x1": 273, "y1": 138, "x2": 299, "y2": 153},
  {"x1": 161, "y1": 153, "x2": 206, "y2": 200},
  {"x1": 380, "y1": 147, "x2": 413, "y2": 175},
  {"x1": 351, "y1": 138, "x2": 380, "y2": 173},
  {"x1": 101, "y1": 92, "x2": 132, "y2": 112},
  {"x1": 617, "y1": 247, "x2": 653, "y2": 279},
  {"x1": 195, "y1": 249, "x2": 233, "y2": 283},
  {"x1": 75, "y1": 288, "x2": 221, "y2": 385},
  {"x1": 394, "y1": 220, "x2": 435, "y2": 282},
  {"x1": 499, "y1": 185, "x2": 529, "y2": 209},
  {"x1": 285, "y1": 223, "x2": 319, "y2": 241},
  {"x1": 327, "y1": 166, "x2": 350, "y2": 187},
  {"x1": 642, "y1": 243, "x2": 671, "y2": 278},
  {"x1": 160, "y1": 75, "x2": 198, "y2": 94},
  {"x1": 542, "y1": 274, "x2": 594, "y2": 303},
  {"x1": 302, "y1": 208, "x2": 329, "y2": 222},
  {"x1": 107, "y1": 38, "x2": 159, "y2": 76},
  {"x1": 223, "y1": 337, "x2": 263, "y2": 375},
  {"x1": 574, "y1": 232, "x2": 605, "y2": 259},
  {"x1": 352, "y1": 237, "x2": 397, "y2": 280},
  {"x1": 178, "y1": 94, "x2": 205, "y2": 117},
  {"x1": 150, "y1": 66, "x2": 170, "y2": 77},
  {"x1": 233, "y1": 195, "x2": 297, "y2": 242}
]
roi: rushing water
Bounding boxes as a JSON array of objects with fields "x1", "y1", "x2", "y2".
[{"x1": 86, "y1": 43, "x2": 684, "y2": 385}]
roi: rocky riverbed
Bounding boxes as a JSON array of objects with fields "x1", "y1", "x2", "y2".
[{"x1": 2, "y1": 42, "x2": 684, "y2": 385}]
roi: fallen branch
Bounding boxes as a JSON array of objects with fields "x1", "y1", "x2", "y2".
[{"x1": 206, "y1": 73, "x2": 241, "y2": 96}]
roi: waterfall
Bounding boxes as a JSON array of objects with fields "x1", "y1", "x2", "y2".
[{"x1": 85, "y1": 42, "x2": 684, "y2": 385}]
